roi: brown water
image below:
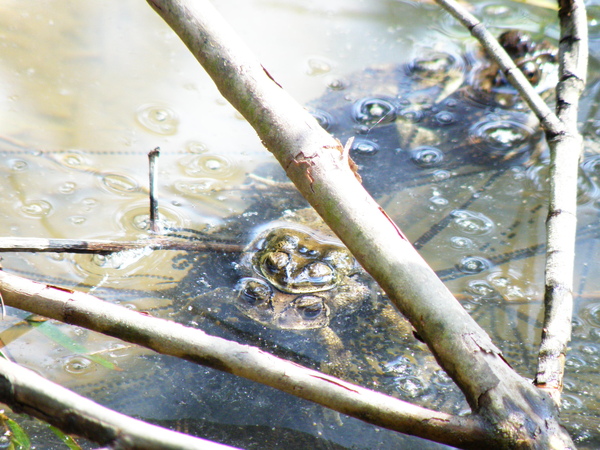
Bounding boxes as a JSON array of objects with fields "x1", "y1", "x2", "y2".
[{"x1": 0, "y1": 0, "x2": 599, "y2": 448}]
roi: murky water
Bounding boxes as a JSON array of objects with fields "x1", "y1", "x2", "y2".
[{"x1": 0, "y1": 0, "x2": 599, "y2": 448}]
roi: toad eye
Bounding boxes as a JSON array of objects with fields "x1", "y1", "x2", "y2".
[
  {"x1": 305, "y1": 262, "x2": 335, "y2": 284},
  {"x1": 294, "y1": 295, "x2": 327, "y2": 320},
  {"x1": 238, "y1": 278, "x2": 273, "y2": 306},
  {"x1": 519, "y1": 61, "x2": 540, "y2": 85},
  {"x1": 263, "y1": 251, "x2": 289, "y2": 274}
]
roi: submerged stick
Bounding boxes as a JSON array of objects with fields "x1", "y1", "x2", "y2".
[{"x1": 0, "y1": 237, "x2": 243, "y2": 254}]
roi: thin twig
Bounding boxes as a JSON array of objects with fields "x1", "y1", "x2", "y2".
[
  {"x1": 0, "y1": 237, "x2": 244, "y2": 254},
  {"x1": 148, "y1": 147, "x2": 161, "y2": 234},
  {"x1": 0, "y1": 269, "x2": 491, "y2": 449},
  {"x1": 434, "y1": 0, "x2": 564, "y2": 135},
  {"x1": 0, "y1": 357, "x2": 239, "y2": 450}
]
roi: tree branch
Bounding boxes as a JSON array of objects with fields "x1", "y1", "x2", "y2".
[
  {"x1": 0, "y1": 356, "x2": 239, "y2": 449},
  {"x1": 436, "y1": 0, "x2": 588, "y2": 411},
  {"x1": 0, "y1": 269, "x2": 491, "y2": 449},
  {"x1": 535, "y1": 0, "x2": 588, "y2": 403},
  {"x1": 145, "y1": 0, "x2": 573, "y2": 446},
  {"x1": 434, "y1": 0, "x2": 564, "y2": 135},
  {"x1": 0, "y1": 237, "x2": 243, "y2": 254}
]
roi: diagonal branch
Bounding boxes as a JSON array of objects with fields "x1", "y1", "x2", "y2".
[
  {"x1": 0, "y1": 356, "x2": 239, "y2": 449},
  {"x1": 433, "y1": 0, "x2": 564, "y2": 135},
  {"x1": 0, "y1": 269, "x2": 491, "y2": 449},
  {"x1": 146, "y1": 0, "x2": 573, "y2": 446}
]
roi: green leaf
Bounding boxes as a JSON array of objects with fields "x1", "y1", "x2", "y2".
[
  {"x1": 5, "y1": 416, "x2": 31, "y2": 450},
  {"x1": 48, "y1": 426, "x2": 81, "y2": 450},
  {"x1": 28, "y1": 318, "x2": 121, "y2": 371}
]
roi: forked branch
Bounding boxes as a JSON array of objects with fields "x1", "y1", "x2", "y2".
[
  {"x1": 146, "y1": 0, "x2": 573, "y2": 447},
  {"x1": 434, "y1": 0, "x2": 588, "y2": 405}
]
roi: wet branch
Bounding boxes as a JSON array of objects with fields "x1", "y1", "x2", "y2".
[
  {"x1": 0, "y1": 269, "x2": 491, "y2": 449},
  {"x1": 434, "y1": 0, "x2": 588, "y2": 405},
  {"x1": 146, "y1": 0, "x2": 573, "y2": 447},
  {"x1": 0, "y1": 356, "x2": 238, "y2": 450}
]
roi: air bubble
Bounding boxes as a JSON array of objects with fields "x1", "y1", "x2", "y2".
[
  {"x1": 410, "y1": 146, "x2": 444, "y2": 168},
  {"x1": 352, "y1": 97, "x2": 396, "y2": 125},
  {"x1": 579, "y1": 302, "x2": 600, "y2": 328},
  {"x1": 449, "y1": 236, "x2": 474, "y2": 250},
  {"x1": 398, "y1": 108, "x2": 424, "y2": 123},
  {"x1": 466, "y1": 280, "x2": 496, "y2": 298},
  {"x1": 469, "y1": 119, "x2": 533, "y2": 161},
  {"x1": 310, "y1": 109, "x2": 335, "y2": 131},
  {"x1": 432, "y1": 170, "x2": 450, "y2": 181},
  {"x1": 458, "y1": 256, "x2": 490, "y2": 274},
  {"x1": 429, "y1": 195, "x2": 448, "y2": 208},
  {"x1": 0, "y1": 434, "x2": 10, "y2": 449},
  {"x1": 101, "y1": 174, "x2": 139, "y2": 194},
  {"x1": 174, "y1": 179, "x2": 222, "y2": 197},
  {"x1": 10, "y1": 159, "x2": 28, "y2": 171},
  {"x1": 351, "y1": 139, "x2": 379, "y2": 155},
  {"x1": 326, "y1": 78, "x2": 348, "y2": 91},
  {"x1": 20, "y1": 200, "x2": 52, "y2": 218},
  {"x1": 63, "y1": 356, "x2": 95, "y2": 375},
  {"x1": 59, "y1": 181, "x2": 76, "y2": 194},
  {"x1": 434, "y1": 111, "x2": 455, "y2": 125},
  {"x1": 451, "y1": 210, "x2": 494, "y2": 235},
  {"x1": 69, "y1": 216, "x2": 86, "y2": 225},
  {"x1": 136, "y1": 104, "x2": 179, "y2": 135},
  {"x1": 186, "y1": 141, "x2": 209, "y2": 154},
  {"x1": 61, "y1": 153, "x2": 86, "y2": 168},
  {"x1": 181, "y1": 154, "x2": 238, "y2": 179}
]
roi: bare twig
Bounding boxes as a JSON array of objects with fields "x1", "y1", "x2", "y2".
[
  {"x1": 535, "y1": 0, "x2": 588, "y2": 403},
  {"x1": 0, "y1": 269, "x2": 491, "y2": 449},
  {"x1": 0, "y1": 237, "x2": 243, "y2": 254},
  {"x1": 434, "y1": 0, "x2": 564, "y2": 134},
  {"x1": 146, "y1": 0, "x2": 573, "y2": 447},
  {"x1": 148, "y1": 147, "x2": 161, "y2": 234},
  {"x1": 0, "y1": 357, "x2": 239, "y2": 449}
]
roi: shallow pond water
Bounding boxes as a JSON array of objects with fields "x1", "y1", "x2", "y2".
[{"x1": 1, "y1": 0, "x2": 600, "y2": 448}]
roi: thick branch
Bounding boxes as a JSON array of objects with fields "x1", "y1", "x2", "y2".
[
  {"x1": 0, "y1": 357, "x2": 238, "y2": 450},
  {"x1": 146, "y1": 0, "x2": 573, "y2": 447},
  {"x1": 0, "y1": 269, "x2": 491, "y2": 449}
]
